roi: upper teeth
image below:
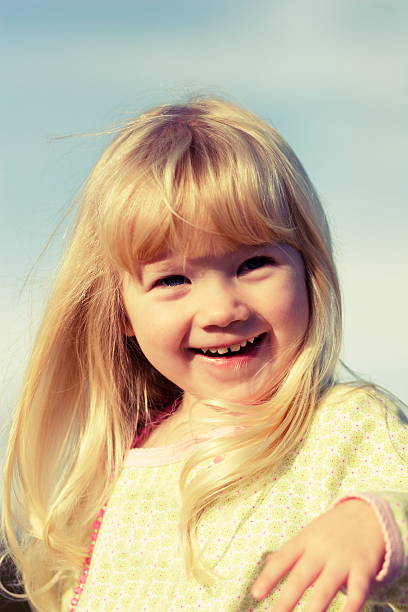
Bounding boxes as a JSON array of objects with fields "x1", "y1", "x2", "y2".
[{"x1": 201, "y1": 336, "x2": 256, "y2": 355}]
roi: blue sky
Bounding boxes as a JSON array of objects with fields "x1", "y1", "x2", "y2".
[{"x1": 1, "y1": 0, "x2": 407, "y2": 435}]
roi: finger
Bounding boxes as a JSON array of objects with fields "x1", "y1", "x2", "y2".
[
  {"x1": 342, "y1": 567, "x2": 371, "y2": 612},
  {"x1": 270, "y1": 556, "x2": 323, "y2": 612},
  {"x1": 306, "y1": 565, "x2": 348, "y2": 612},
  {"x1": 251, "y1": 545, "x2": 303, "y2": 600}
]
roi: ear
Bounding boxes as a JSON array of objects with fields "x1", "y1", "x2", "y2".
[
  {"x1": 123, "y1": 320, "x2": 135, "y2": 337},
  {"x1": 120, "y1": 306, "x2": 135, "y2": 337}
]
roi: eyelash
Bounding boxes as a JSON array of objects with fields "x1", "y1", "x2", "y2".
[
  {"x1": 153, "y1": 256, "x2": 275, "y2": 288},
  {"x1": 154, "y1": 275, "x2": 189, "y2": 288},
  {"x1": 238, "y1": 255, "x2": 275, "y2": 273}
]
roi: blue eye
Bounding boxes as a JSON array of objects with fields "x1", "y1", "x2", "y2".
[
  {"x1": 154, "y1": 275, "x2": 189, "y2": 288},
  {"x1": 239, "y1": 256, "x2": 274, "y2": 273}
]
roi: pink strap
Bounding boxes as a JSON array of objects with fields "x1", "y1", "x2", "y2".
[{"x1": 331, "y1": 493, "x2": 404, "y2": 583}]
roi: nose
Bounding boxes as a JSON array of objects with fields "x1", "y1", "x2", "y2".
[{"x1": 194, "y1": 281, "x2": 250, "y2": 329}]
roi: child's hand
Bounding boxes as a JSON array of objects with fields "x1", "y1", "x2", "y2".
[{"x1": 251, "y1": 499, "x2": 386, "y2": 611}]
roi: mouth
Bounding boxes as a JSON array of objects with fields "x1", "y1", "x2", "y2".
[{"x1": 189, "y1": 332, "x2": 266, "y2": 358}]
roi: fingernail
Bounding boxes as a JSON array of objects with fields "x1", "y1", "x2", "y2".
[{"x1": 251, "y1": 587, "x2": 262, "y2": 599}]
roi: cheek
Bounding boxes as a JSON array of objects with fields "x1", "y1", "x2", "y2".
[
  {"x1": 121, "y1": 281, "x2": 184, "y2": 367},
  {"x1": 292, "y1": 282, "x2": 310, "y2": 329},
  {"x1": 129, "y1": 306, "x2": 182, "y2": 357},
  {"x1": 272, "y1": 280, "x2": 310, "y2": 339}
]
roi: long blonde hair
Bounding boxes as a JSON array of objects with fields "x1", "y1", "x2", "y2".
[{"x1": 1, "y1": 96, "x2": 341, "y2": 610}]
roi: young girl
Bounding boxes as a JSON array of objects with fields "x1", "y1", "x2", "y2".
[{"x1": 1, "y1": 97, "x2": 407, "y2": 612}]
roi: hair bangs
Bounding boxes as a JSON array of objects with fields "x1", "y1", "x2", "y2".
[{"x1": 98, "y1": 116, "x2": 297, "y2": 271}]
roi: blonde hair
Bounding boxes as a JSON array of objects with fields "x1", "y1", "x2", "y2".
[{"x1": 1, "y1": 96, "x2": 341, "y2": 609}]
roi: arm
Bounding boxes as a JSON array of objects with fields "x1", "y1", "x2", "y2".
[{"x1": 252, "y1": 388, "x2": 408, "y2": 611}]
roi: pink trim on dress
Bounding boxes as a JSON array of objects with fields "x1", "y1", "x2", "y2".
[
  {"x1": 124, "y1": 426, "x2": 245, "y2": 466},
  {"x1": 331, "y1": 492, "x2": 404, "y2": 584}
]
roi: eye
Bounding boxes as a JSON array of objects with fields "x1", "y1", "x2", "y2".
[
  {"x1": 153, "y1": 274, "x2": 190, "y2": 288},
  {"x1": 238, "y1": 256, "x2": 275, "y2": 274}
]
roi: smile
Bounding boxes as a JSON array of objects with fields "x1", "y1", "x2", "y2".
[{"x1": 190, "y1": 333, "x2": 266, "y2": 357}]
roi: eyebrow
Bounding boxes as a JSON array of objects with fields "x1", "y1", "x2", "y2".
[{"x1": 140, "y1": 259, "x2": 184, "y2": 280}]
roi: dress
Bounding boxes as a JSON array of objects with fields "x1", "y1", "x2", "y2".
[{"x1": 62, "y1": 387, "x2": 408, "y2": 611}]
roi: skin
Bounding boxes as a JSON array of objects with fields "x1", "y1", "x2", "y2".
[
  {"x1": 122, "y1": 243, "x2": 310, "y2": 417},
  {"x1": 122, "y1": 242, "x2": 386, "y2": 610},
  {"x1": 251, "y1": 499, "x2": 385, "y2": 610}
]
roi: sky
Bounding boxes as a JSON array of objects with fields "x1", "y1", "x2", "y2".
[{"x1": 1, "y1": 0, "x2": 407, "y2": 446}]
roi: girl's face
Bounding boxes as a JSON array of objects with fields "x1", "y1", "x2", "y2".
[{"x1": 122, "y1": 243, "x2": 309, "y2": 406}]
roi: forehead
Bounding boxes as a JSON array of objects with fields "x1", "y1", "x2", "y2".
[
  {"x1": 140, "y1": 240, "x2": 273, "y2": 267},
  {"x1": 145, "y1": 238, "x2": 264, "y2": 262}
]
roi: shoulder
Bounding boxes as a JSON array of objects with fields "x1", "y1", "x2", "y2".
[
  {"x1": 307, "y1": 384, "x2": 407, "y2": 452},
  {"x1": 316, "y1": 384, "x2": 405, "y2": 422},
  {"x1": 297, "y1": 385, "x2": 407, "y2": 489}
]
